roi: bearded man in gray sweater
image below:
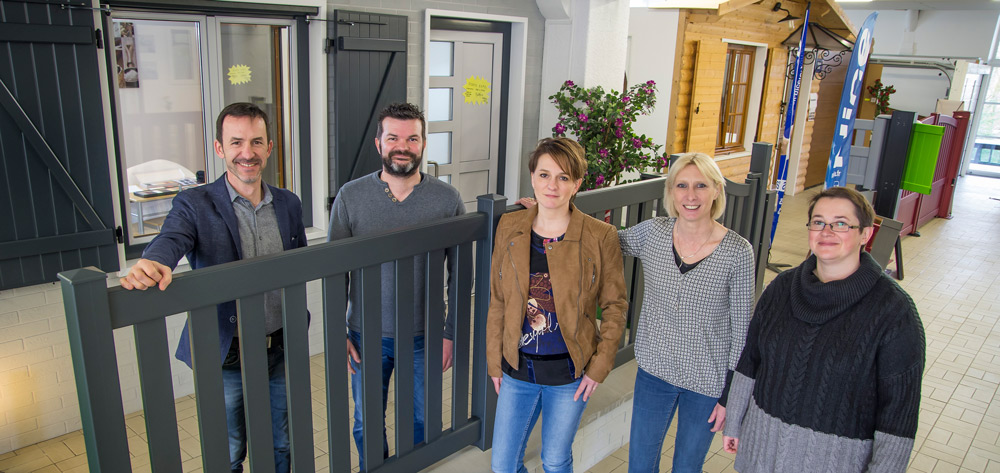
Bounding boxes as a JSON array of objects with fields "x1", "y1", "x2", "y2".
[{"x1": 327, "y1": 102, "x2": 464, "y2": 471}]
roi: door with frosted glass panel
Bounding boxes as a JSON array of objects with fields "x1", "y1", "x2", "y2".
[
  {"x1": 427, "y1": 31, "x2": 503, "y2": 211},
  {"x1": 215, "y1": 21, "x2": 293, "y2": 190}
]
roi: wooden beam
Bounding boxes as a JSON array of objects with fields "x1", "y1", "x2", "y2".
[
  {"x1": 717, "y1": 0, "x2": 759, "y2": 16},
  {"x1": 666, "y1": 11, "x2": 689, "y2": 157},
  {"x1": 817, "y1": 0, "x2": 856, "y2": 37}
]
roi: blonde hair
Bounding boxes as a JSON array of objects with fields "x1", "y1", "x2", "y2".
[{"x1": 663, "y1": 152, "x2": 727, "y2": 220}]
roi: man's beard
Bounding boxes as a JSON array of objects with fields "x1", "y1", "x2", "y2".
[{"x1": 382, "y1": 149, "x2": 422, "y2": 177}]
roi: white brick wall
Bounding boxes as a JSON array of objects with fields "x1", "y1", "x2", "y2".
[
  {"x1": 0, "y1": 283, "x2": 81, "y2": 453},
  {"x1": 0, "y1": 276, "x2": 330, "y2": 455}
]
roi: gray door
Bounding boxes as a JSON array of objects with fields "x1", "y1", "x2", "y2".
[
  {"x1": 331, "y1": 10, "x2": 407, "y2": 194},
  {"x1": 0, "y1": 1, "x2": 119, "y2": 290},
  {"x1": 427, "y1": 31, "x2": 503, "y2": 210}
]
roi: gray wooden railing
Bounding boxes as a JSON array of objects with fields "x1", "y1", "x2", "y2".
[
  {"x1": 59, "y1": 195, "x2": 506, "y2": 473},
  {"x1": 58, "y1": 161, "x2": 775, "y2": 473}
]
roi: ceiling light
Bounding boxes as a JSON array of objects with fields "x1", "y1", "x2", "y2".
[{"x1": 772, "y1": 2, "x2": 800, "y2": 23}]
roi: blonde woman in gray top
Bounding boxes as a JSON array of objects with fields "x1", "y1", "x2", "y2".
[{"x1": 618, "y1": 152, "x2": 755, "y2": 472}]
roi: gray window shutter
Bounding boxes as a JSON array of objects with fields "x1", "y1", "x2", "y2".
[
  {"x1": 329, "y1": 10, "x2": 407, "y2": 197},
  {"x1": 0, "y1": 0, "x2": 119, "y2": 290}
]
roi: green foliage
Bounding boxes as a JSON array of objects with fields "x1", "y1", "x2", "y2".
[
  {"x1": 549, "y1": 80, "x2": 667, "y2": 191},
  {"x1": 866, "y1": 79, "x2": 896, "y2": 116}
]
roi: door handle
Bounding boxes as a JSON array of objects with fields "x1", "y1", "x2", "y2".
[{"x1": 427, "y1": 160, "x2": 439, "y2": 177}]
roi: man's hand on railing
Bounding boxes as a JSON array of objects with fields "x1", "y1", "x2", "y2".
[
  {"x1": 515, "y1": 197, "x2": 536, "y2": 208},
  {"x1": 346, "y1": 336, "x2": 361, "y2": 375},
  {"x1": 442, "y1": 338, "x2": 454, "y2": 372},
  {"x1": 573, "y1": 374, "x2": 599, "y2": 402},
  {"x1": 120, "y1": 258, "x2": 173, "y2": 291}
]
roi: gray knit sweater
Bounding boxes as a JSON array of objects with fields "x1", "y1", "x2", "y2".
[
  {"x1": 328, "y1": 171, "x2": 465, "y2": 339},
  {"x1": 723, "y1": 253, "x2": 924, "y2": 473},
  {"x1": 618, "y1": 217, "x2": 755, "y2": 398}
]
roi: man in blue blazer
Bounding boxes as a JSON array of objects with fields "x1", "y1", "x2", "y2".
[{"x1": 121, "y1": 103, "x2": 307, "y2": 473}]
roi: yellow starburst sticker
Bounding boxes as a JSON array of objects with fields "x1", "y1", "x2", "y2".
[
  {"x1": 227, "y1": 64, "x2": 252, "y2": 85},
  {"x1": 463, "y1": 75, "x2": 491, "y2": 105}
]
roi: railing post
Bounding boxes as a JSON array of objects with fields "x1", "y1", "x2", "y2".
[
  {"x1": 750, "y1": 142, "x2": 772, "y2": 179},
  {"x1": 669, "y1": 153, "x2": 682, "y2": 168},
  {"x1": 473, "y1": 194, "x2": 506, "y2": 450},
  {"x1": 58, "y1": 268, "x2": 130, "y2": 473}
]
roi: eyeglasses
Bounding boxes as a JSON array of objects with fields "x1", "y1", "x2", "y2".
[{"x1": 806, "y1": 221, "x2": 861, "y2": 233}]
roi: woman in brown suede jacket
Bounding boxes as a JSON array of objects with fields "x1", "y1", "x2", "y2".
[{"x1": 486, "y1": 137, "x2": 628, "y2": 473}]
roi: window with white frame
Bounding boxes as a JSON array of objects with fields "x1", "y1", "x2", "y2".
[{"x1": 109, "y1": 13, "x2": 300, "y2": 252}]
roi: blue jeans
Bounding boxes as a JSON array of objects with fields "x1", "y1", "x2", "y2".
[
  {"x1": 221, "y1": 345, "x2": 290, "y2": 473},
  {"x1": 628, "y1": 367, "x2": 718, "y2": 473},
  {"x1": 491, "y1": 373, "x2": 588, "y2": 473},
  {"x1": 348, "y1": 330, "x2": 425, "y2": 472}
]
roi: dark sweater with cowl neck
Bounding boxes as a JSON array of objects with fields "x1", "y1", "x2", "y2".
[{"x1": 724, "y1": 252, "x2": 925, "y2": 473}]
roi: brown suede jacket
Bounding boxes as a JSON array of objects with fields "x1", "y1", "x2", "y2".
[{"x1": 485, "y1": 204, "x2": 628, "y2": 383}]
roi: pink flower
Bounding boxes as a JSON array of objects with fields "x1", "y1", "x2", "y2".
[
  {"x1": 596, "y1": 175, "x2": 605, "y2": 186},
  {"x1": 554, "y1": 123, "x2": 566, "y2": 134},
  {"x1": 599, "y1": 148, "x2": 609, "y2": 158},
  {"x1": 646, "y1": 80, "x2": 655, "y2": 86},
  {"x1": 615, "y1": 118, "x2": 623, "y2": 127},
  {"x1": 615, "y1": 129, "x2": 624, "y2": 138},
  {"x1": 632, "y1": 138, "x2": 642, "y2": 148},
  {"x1": 565, "y1": 80, "x2": 575, "y2": 87},
  {"x1": 622, "y1": 96, "x2": 631, "y2": 102},
  {"x1": 578, "y1": 113, "x2": 588, "y2": 122}
]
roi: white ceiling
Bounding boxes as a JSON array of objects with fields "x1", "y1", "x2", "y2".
[{"x1": 834, "y1": 0, "x2": 1000, "y2": 10}]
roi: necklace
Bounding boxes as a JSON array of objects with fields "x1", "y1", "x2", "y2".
[{"x1": 676, "y1": 230, "x2": 712, "y2": 259}]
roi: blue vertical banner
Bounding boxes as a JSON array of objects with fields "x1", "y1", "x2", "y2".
[
  {"x1": 770, "y1": 3, "x2": 811, "y2": 243},
  {"x1": 824, "y1": 12, "x2": 878, "y2": 188}
]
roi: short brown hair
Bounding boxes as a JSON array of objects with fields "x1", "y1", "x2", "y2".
[
  {"x1": 216, "y1": 102, "x2": 270, "y2": 144},
  {"x1": 664, "y1": 153, "x2": 727, "y2": 220},
  {"x1": 807, "y1": 186, "x2": 875, "y2": 228},
  {"x1": 528, "y1": 137, "x2": 587, "y2": 182},
  {"x1": 377, "y1": 102, "x2": 426, "y2": 143}
]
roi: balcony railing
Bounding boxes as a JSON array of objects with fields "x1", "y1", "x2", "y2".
[{"x1": 59, "y1": 143, "x2": 773, "y2": 473}]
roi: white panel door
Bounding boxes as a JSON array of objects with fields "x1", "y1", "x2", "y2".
[{"x1": 427, "y1": 30, "x2": 503, "y2": 211}]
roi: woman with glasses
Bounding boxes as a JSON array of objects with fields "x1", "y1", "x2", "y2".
[
  {"x1": 618, "y1": 152, "x2": 755, "y2": 472},
  {"x1": 486, "y1": 137, "x2": 627, "y2": 473},
  {"x1": 722, "y1": 186, "x2": 925, "y2": 472}
]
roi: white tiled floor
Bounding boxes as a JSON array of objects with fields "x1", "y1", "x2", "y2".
[{"x1": 2, "y1": 175, "x2": 998, "y2": 472}]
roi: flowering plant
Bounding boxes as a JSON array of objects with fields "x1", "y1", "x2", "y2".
[
  {"x1": 549, "y1": 80, "x2": 666, "y2": 191},
  {"x1": 866, "y1": 79, "x2": 896, "y2": 115}
]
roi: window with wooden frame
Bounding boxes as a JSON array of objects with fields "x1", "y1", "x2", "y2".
[{"x1": 716, "y1": 44, "x2": 756, "y2": 153}]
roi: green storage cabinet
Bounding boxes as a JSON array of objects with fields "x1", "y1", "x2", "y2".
[{"x1": 901, "y1": 123, "x2": 944, "y2": 194}]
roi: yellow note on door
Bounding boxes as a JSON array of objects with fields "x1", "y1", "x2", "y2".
[
  {"x1": 463, "y1": 76, "x2": 491, "y2": 105},
  {"x1": 228, "y1": 64, "x2": 252, "y2": 85}
]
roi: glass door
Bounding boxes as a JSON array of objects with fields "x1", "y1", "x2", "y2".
[
  {"x1": 969, "y1": 69, "x2": 1000, "y2": 177},
  {"x1": 213, "y1": 20, "x2": 293, "y2": 190},
  {"x1": 110, "y1": 16, "x2": 211, "y2": 243}
]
